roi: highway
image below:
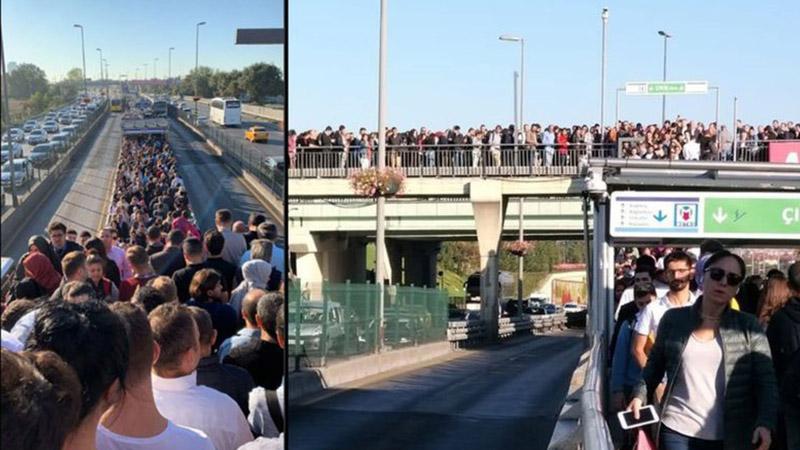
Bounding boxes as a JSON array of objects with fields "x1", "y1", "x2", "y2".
[
  {"x1": 168, "y1": 118, "x2": 277, "y2": 231},
  {"x1": 192, "y1": 100, "x2": 284, "y2": 163},
  {"x1": 2, "y1": 113, "x2": 118, "y2": 262},
  {"x1": 289, "y1": 331, "x2": 585, "y2": 450}
]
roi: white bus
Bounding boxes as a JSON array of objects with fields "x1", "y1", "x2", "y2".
[{"x1": 209, "y1": 97, "x2": 242, "y2": 127}]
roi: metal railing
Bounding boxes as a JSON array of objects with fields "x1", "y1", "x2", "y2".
[
  {"x1": 581, "y1": 333, "x2": 614, "y2": 450},
  {"x1": 289, "y1": 279, "x2": 449, "y2": 368},
  {"x1": 289, "y1": 139, "x2": 799, "y2": 179},
  {"x1": 447, "y1": 312, "x2": 567, "y2": 348},
  {"x1": 290, "y1": 143, "x2": 605, "y2": 178},
  {"x1": 177, "y1": 110, "x2": 285, "y2": 199}
]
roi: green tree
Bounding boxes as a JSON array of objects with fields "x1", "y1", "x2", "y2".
[
  {"x1": 65, "y1": 68, "x2": 84, "y2": 83},
  {"x1": 190, "y1": 66, "x2": 215, "y2": 98},
  {"x1": 240, "y1": 63, "x2": 283, "y2": 104},
  {"x1": 7, "y1": 63, "x2": 49, "y2": 99}
]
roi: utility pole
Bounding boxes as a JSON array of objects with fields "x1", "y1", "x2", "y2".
[{"x1": 376, "y1": 0, "x2": 388, "y2": 351}]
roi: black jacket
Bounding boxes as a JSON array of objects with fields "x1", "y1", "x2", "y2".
[
  {"x1": 51, "y1": 241, "x2": 84, "y2": 265},
  {"x1": 766, "y1": 296, "x2": 800, "y2": 384},
  {"x1": 610, "y1": 301, "x2": 640, "y2": 362},
  {"x1": 196, "y1": 355, "x2": 255, "y2": 415},
  {"x1": 172, "y1": 262, "x2": 207, "y2": 303},
  {"x1": 151, "y1": 246, "x2": 186, "y2": 278},
  {"x1": 224, "y1": 339, "x2": 284, "y2": 390}
]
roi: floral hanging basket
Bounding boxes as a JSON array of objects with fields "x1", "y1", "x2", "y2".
[
  {"x1": 349, "y1": 167, "x2": 406, "y2": 198},
  {"x1": 505, "y1": 240, "x2": 534, "y2": 257}
]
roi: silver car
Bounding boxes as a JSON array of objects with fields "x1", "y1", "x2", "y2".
[
  {"x1": 42, "y1": 121, "x2": 60, "y2": 133},
  {"x1": 27, "y1": 129, "x2": 48, "y2": 145},
  {"x1": 23, "y1": 120, "x2": 38, "y2": 132},
  {"x1": 1, "y1": 158, "x2": 35, "y2": 187},
  {"x1": 29, "y1": 144, "x2": 56, "y2": 165},
  {"x1": 49, "y1": 133, "x2": 71, "y2": 152},
  {"x1": 1, "y1": 143, "x2": 24, "y2": 163},
  {"x1": 1, "y1": 128, "x2": 25, "y2": 143}
]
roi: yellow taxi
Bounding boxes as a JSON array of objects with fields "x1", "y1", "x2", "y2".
[{"x1": 245, "y1": 126, "x2": 270, "y2": 143}]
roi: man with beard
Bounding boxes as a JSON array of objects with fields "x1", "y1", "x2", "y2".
[{"x1": 631, "y1": 250, "x2": 697, "y2": 372}]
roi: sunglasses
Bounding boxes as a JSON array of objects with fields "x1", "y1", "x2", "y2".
[{"x1": 705, "y1": 267, "x2": 743, "y2": 286}]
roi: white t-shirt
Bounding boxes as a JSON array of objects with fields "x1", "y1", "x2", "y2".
[
  {"x1": 152, "y1": 371, "x2": 253, "y2": 450},
  {"x1": 96, "y1": 421, "x2": 215, "y2": 450},
  {"x1": 633, "y1": 291, "x2": 697, "y2": 339},
  {"x1": 237, "y1": 436, "x2": 283, "y2": 450},
  {"x1": 1, "y1": 329, "x2": 24, "y2": 352},
  {"x1": 615, "y1": 281, "x2": 670, "y2": 320},
  {"x1": 248, "y1": 383, "x2": 284, "y2": 438}
]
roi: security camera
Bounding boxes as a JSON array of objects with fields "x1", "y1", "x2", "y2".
[{"x1": 585, "y1": 167, "x2": 607, "y2": 195}]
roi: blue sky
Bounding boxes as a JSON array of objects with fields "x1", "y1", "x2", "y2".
[
  {"x1": 2, "y1": 0, "x2": 283, "y2": 82},
  {"x1": 289, "y1": 0, "x2": 800, "y2": 130}
]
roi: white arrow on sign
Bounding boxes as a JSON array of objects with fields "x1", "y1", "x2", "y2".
[{"x1": 713, "y1": 207, "x2": 728, "y2": 224}]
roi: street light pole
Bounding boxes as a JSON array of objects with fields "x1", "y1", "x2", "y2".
[
  {"x1": 1, "y1": 30, "x2": 18, "y2": 206},
  {"x1": 615, "y1": 87, "x2": 623, "y2": 124},
  {"x1": 73, "y1": 24, "x2": 87, "y2": 96},
  {"x1": 376, "y1": 0, "x2": 388, "y2": 352},
  {"x1": 195, "y1": 21, "x2": 207, "y2": 120},
  {"x1": 168, "y1": 47, "x2": 174, "y2": 91},
  {"x1": 154, "y1": 58, "x2": 158, "y2": 80},
  {"x1": 658, "y1": 30, "x2": 671, "y2": 123},
  {"x1": 96, "y1": 48, "x2": 103, "y2": 96},
  {"x1": 601, "y1": 8, "x2": 608, "y2": 138},
  {"x1": 104, "y1": 59, "x2": 109, "y2": 97}
]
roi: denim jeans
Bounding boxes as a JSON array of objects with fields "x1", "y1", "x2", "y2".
[{"x1": 659, "y1": 426, "x2": 723, "y2": 450}]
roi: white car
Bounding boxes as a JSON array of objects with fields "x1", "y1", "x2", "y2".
[
  {"x1": 562, "y1": 303, "x2": 586, "y2": 313},
  {"x1": 1, "y1": 158, "x2": 34, "y2": 187},
  {"x1": 42, "y1": 121, "x2": 60, "y2": 133},
  {"x1": 49, "y1": 133, "x2": 71, "y2": 151},
  {"x1": 23, "y1": 120, "x2": 38, "y2": 132},
  {"x1": 2, "y1": 128, "x2": 25, "y2": 143},
  {"x1": 1, "y1": 143, "x2": 24, "y2": 163},
  {"x1": 27, "y1": 129, "x2": 48, "y2": 145}
]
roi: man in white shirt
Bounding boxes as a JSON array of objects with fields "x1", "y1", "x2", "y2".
[
  {"x1": 216, "y1": 209, "x2": 248, "y2": 267},
  {"x1": 149, "y1": 303, "x2": 253, "y2": 450},
  {"x1": 614, "y1": 261, "x2": 669, "y2": 320},
  {"x1": 102, "y1": 227, "x2": 133, "y2": 280},
  {"x1": 97, "y1": 302, "x2": 214, "y2": 450},
  {"x1": 632, "y1": 250, "x2": 697, "y2": 370}
]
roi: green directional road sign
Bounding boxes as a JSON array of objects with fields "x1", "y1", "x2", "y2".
[
  {"x1": 704, "y1": 197, "x2": 800, "y2": 236},
  {"x1": 610, "y1": 191, "x2": 800, "y2": 240},
  {"x1": 648, "y1": 82, "x2": 685, "y2": 94}
]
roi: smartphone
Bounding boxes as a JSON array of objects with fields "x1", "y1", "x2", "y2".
[{"x1": 617, "y1": 405, "x2": 659, "y2": 430}]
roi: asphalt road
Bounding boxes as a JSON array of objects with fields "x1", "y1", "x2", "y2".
[
  {"x1": 2, "y1": 113, "x2": 119, "y2": 262},
  {"x1": 168, "y1": 118, "x2": 277, "y2": 232},
  {"x1": 193, "y1": 101, "x2": 285, "y2": 160},
  {"x1": 289, "y1": 331, "x2": 585, "y2": 450}
]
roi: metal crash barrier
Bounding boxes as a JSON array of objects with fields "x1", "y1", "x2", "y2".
[
  {"x1": 447, "y1": 312, "x2": 567, "y2": 348},
  {"x1": 581, "y1": 333, "x2": 614, "y2": 449}
]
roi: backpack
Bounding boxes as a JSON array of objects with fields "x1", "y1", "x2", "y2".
[{"x1": 265, "y1": 389, "x2": 283, "y2": 432}]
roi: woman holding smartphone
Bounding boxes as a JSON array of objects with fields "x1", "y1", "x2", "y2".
[{"x1": 627, "y1": 250, "x2": 778, "y2": 450}]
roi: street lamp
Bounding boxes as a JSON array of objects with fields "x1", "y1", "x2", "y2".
[
  {"x1": 601, "y1": 8, "x2": 609, "y2": 141},
  {"x1": 74, "y1": 24, "x2": 87, "y2": 96},
  {"x1": 375, "y1": 0, "x2": 388, "y2": 351},
  {"x1": 96, "y1": 48, "x2": 103, "y2": 96},
  {"x1": 658, "y1": 30, "x2": 672, "y2": 123},
  {"x1": 195, "y1": 21, "x2": 207, "y2": 119},
  {"x1": 104, "y1": 59, "x2": 109, "y2": 97},
  {"x1": 499, "y1": 33, "x2": 525, "y2": 310},
  {"x1": 1, "y1": 29, "x2": 18, "y2": 206},
  {"x1": 168, "y1": 47, "x2": 174, "y2": 90},
  {"x1": 154, "y1": 57, "x2": 158, "y2": 80}
]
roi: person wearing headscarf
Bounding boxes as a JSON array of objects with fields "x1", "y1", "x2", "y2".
[
  {"x1": 22, "y1": 253, "x2": 62, "y2": 295},
  {"x1": 15, "y1": 235, "x2": 61, "y2": 280},
  {"x1": 229, "y1": 260, "x2": 272, "y2": 319}
]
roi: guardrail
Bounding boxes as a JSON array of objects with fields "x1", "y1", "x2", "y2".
[
  {"x1": 192, "y1": 97, "x2": 284, "y2": 127},
  {"x1": 176, "y1": 110, "x2": 285, "y2": 199},
  {"x1": 581, "y1": 333, "x2": 614, "y2": 450},
  {"x1": 289, "y1": 139, "x2": 799, "y2": 178},
  {"x1": 447, "y1": 312, "x2": 568, "y2": 348}
]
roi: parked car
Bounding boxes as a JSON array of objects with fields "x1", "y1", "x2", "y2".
[
  {"x1": 27, "y1": 129, "x2": 48, "y2": 145},
  {"x1": 49, "y1": 133, "x2": 71, "y2": 152},
  {"x1": 42, "y1": 121, "x2": 60, "y2": 133},
  {"x1": 562, "y1": 303, "x2": 585, "y2": 313},
  {"x1": 1, "y1": 143, "x2": 24, "y2": 163},
  {"x1": 23, "y1": 120, "x2": 38, "y2": 132},
  {"x1": 29, "y1": 143, "x2": 56, "y2": 165},
  {"x1": 1, "y1": 128, "x2": 25, "y2": 143},
  {"x1": 541, "y1": 303, "x2": 557, "y2": 315},
  {"x1": 1, "y1": 158, "x2": 35, "y2": 187},
  {"x1": 245, "y1": 126, "x2": 270, "y2": 143},
  {"x1": 287, "y1": 301, "x2": 347, "y2": 355}
]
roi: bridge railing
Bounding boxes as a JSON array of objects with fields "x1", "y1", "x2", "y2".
[
  {"x1": 447, "y1": 313, "x2": 568, "y2": 348},
  {"x1": 289, "y1": 279, "x2": 450, "y2": 368},
  {"x1": 289, "y1": 139, "x2": 798, "y2": 178}
]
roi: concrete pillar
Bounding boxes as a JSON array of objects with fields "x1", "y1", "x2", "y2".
[
  {"x1": 470, "y1": 180, "x2": 507, "y2": 342},
  {"x1": 289, "y1": 228, "x2": 323, "y2": 298},
  {"x1": 402, "y1": 240, "x2": 441, "y2": 288}
]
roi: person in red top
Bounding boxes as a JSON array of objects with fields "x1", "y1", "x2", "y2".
[
  {"x1": 118, "y1": 246, "x2": 158, "y2": 302},
  {"x1": 171, "y1": 210, "x2": 200, "y2": 239},
  {"x1": 22, "y1": 252, "x2": 62, "y2": 296},
  {"x1": 556, "y1": 127, "x2": 570, "y2": 166}
]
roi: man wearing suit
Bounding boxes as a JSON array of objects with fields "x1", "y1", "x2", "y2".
[{"x1": 150, "y1": 229, "x2": 186, "y2": 277}]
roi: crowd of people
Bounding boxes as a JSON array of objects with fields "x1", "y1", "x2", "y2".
[
  {"x1": 1, "y1": 123, "x2": 286, "y2": 450},
  {"x1": 608, "y1": 242, "x2": 799, "y2": 450},
  {"x1": 288, "y1": 118, "x2": 798, "y2": 169}
]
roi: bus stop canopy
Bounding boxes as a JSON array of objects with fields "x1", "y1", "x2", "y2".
[{"x1": 120, "y1": 118, "x2": 169, "y2": 135}]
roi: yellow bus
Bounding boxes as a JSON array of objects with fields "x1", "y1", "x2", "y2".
[{"x1": 110, "y1": 98, "x2": 123, "y2": 112}]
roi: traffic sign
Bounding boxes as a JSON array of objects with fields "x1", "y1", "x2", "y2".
[
  {"x1": 610, "y1": 192, "x2": 800, "y2": 240},
  {"x1": 625, "y1": 81, "x2": 708, "y2": 96}
]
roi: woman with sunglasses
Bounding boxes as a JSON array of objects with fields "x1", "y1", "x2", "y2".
[{"x1": 627, "y1": 250, "x2": 778, "y2": 450}]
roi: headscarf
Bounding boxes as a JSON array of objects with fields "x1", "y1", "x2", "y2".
[
  {"x1": 23, "y1": 252, "x2": 62, "y2": 294},
  {"x1": 241, "y1": 260, "x2": 272, "y2": 290}
]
